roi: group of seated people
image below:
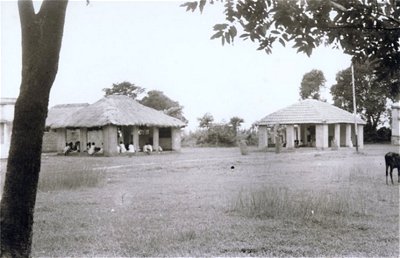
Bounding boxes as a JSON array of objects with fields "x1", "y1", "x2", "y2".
[
  {"x1": 64, "y1": 141, "x2": 104, "y2": 155},
  {"x1": 63, "y1": 141, "x2": 80, "y2": 155},
  {"x1": 87, "y1": 142, "x2": 103, "y2": 155},
  {"x1": 64, "y1": 140, "x2": 164, "y2": 156},
  {"x1": 118, "y1": 141, "x2": 136, "y2": 154},
  {"x1": 117, "y1": 141, "x2": 162, "y2": 155}
]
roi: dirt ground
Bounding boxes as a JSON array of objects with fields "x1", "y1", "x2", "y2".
[{"x1": 1, "y1": 144, "x2": 399, "y2": 256}]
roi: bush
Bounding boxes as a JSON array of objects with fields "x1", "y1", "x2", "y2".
[
  {"x1": 364, "y1": 126, "x2": 391, "y2": 143},
  {"x1": 376, "y1": 127, "x2": 391, "y2": 142}
]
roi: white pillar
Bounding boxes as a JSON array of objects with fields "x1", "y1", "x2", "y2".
[
  {"x1": 345, "y1": 124, "x2": 352, "y2": 147},
  {"x1": 296, "y1": 125, "x2": 301, "y2": 141},
  {"x1": 132, "y1": 126, "x2": 139, "y2": 151},
  {"x1": 153, "y1": 127, "x2": 159, "y2": 152},
  {"x1": 171, "y1": 127, "x2": 181, "y2": 151},
  {"x1": 258, "y1": 125, "x2": 268, "y2": 150},
  {"x1": 3, "y1": 123, "x2": 9, "y2": 147},
  {"x1": 392, "y1": 102, "x2": 400, "y2": 145},
  {"x1": 357, "y1": 125, "x2": 364, "y2": 149},
  {"x1": 103, "y1": 125, "x2": 118, "y2": 156},
  {"x1": 79, "y1": 128, "x2": 88, "y2": 153},
  {"x1": 56, "y1": 128, "x2": 66, "y2": 154},
  {"x1": 286, "y1": 125, "x2": 295, "y2": 149},
  {"x1": 334, "y1": 124, "x2": 340, "y2": 149},
  {"x1": 316, "y1": 124, "x2": 328, "y2": 150}
]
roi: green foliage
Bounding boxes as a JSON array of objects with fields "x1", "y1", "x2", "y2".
[
  {"x1": 376, "y1": 127, "x2": 392, "y2": 142},
  {"x1": 299, "y1": 69, "x2": 326, "y2": 100},
  {"x1": 197, "y1": 112, "x2": 214, "y2": 129},
  {"x1": 183, "y1": 0, "x2": 400, "y2": 98},
  {"x1": 103, "y1": 81, "x2": 145, "y2": 99},
  {"x1": 188, "y1": 115, "x2": 254, "y2": 147},
  {"x1": 140, "y1": 90, "x2": 188, "y2": 123},
  {"x1": 229, "y1": 116, "x2": 244, "y2": 136},
  {"x1": 330, "y1": 62, "x2": 390, "y2": 139}
]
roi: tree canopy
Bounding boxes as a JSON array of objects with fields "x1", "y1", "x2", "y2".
[
  {"x1": 198, "y1": 112, "x2": 214, "y2": 128},
  {"x1": 299, "y1": 69, "x2": 326, "y2": 100},
  {"x1": 182, "y1": 0, "x2": 400, "y2": 98},
  {"x1": 330, "y1": 62, "x2": 390, "y2": 138},
  {"x1": 140, "y1": 90, "x2": 188, "y2": 123},
  {"x1": 103, "y1": 81, "x2": 145, "y2": 99},
  {"x1": 229, "y1": 116, "x2": 244, "y2": 135}
]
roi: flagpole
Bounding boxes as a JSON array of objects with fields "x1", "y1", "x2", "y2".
[{"x1": 351, "y1": 63, "x2": 358, "y2": 152}]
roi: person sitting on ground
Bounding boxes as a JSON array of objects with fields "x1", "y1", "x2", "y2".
[
  {"x1": 119, "y1": 141, "x2": 127, "y2": 153},
  {"x1": 73, "y1": 141, "x2": 80, "y2": 152},
  {"x1": 63, "y1": 142, "x2": 71, "y2": 156},
  {"x1": 96, "y1": 143, "x2": 103, "y2": 154},
  {"x1": 143, "y1": 143, "x2": 153, "y2": 154},
  {"x1": 128, "y1": 142, "x2": 135, "y2": 153},
  {"x1": 88, "y1": 142, "x2": 96, "y2": 155}
]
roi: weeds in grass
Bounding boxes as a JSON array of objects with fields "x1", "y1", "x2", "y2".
[
  {"x1": 231, "y1": 186, "x2": 370, "y2": 223},
  {"x1": 38, "y1": 166, "x2": 107, "y2": 191}
]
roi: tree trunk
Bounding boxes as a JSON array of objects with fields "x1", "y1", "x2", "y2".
[{"x1": 0, "y1": 1, "x2": 68, "y2": 256}]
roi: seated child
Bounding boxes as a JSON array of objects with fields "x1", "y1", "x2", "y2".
[{"x1": 128, "y1": 142, "x2": 135, "y2": 153}]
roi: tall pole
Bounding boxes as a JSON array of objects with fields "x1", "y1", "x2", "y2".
[{"x1": 351, "y1": 63, "x2": 358, "y2": 152}]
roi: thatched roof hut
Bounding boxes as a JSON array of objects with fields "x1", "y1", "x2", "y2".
[
  {"x1": 46, "y1": 95, "x2": 185, "y2": 156},
  {"x1": 257, "y1": 99, "x2": 366, "y2": 150},
  {"x1": 49, "y1": 95, "x2": 185, "y2": 129},
  {"x1": 46, "y1": 103, "x2": 89, "y2": 128}
]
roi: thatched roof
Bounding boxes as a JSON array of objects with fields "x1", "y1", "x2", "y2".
[
  {"x1": 257, "y1": 99, "x2": 366, "y2": 126},
  {"x1": 49, "y1": 95, "x2": 186, "y2": 128},
  {"x1": 46, "y1": 103, "x2": 89, "y2": 128}
]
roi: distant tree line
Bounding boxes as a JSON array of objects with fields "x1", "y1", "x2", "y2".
[{"x1": 182, "y1": 113, "x2": 258, "y2": 147}]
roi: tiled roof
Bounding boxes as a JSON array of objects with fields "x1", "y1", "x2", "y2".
[{"x1": 257, "y1": 99, "x2": 366, "y2": 125}]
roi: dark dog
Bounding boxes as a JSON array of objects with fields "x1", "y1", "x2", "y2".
[{"x1": 385, "y1": 152, "x2": 400, "y2": 184}]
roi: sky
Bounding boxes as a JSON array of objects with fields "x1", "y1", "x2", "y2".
[{"x1": 0, "y1": 0, "x2": 352, "y2": 131}]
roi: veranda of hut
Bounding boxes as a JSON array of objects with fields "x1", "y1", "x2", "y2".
[
  {"x1": 257, "y1": 99, "x2": 367, "y2": 150},
  {"x1": 46, "y1": 95, "x2": 186, "y2": 156}
]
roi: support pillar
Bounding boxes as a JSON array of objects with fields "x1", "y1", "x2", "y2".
[
  {"x1": 357, "y1": 125, "x2": 364, "y2": 149},
  {"x1": 3, "y1": 123, "x2": 9, "y2": 148},
  {"x1": 345, "y1": 124, "x2": 352, "y2": 147},
  {"x1": 103, "y1": 125, "x2": 118, "y2": 156},
  {"x1": 171, "y1": 127, "x2": 181, "y2": 151},
  {"x1": 391, "y1": 101, "x2": 400, "y2": 145},
  {"x1": 132, "y1": 126, "x2": 140, "y2": 151},
  {"x1": 296, "y1": 125, "x2": 301, "y2": 141},
  {"x1": 315, "y1": 124, "x2": 328, "y2": 150},
  {"x1": 56, "y1": 128, "x2": 66, "y2": 154},
  {"x1": 153, "y1": 127, "x2": 159, "y2": 152},
  {"x1": 286, "y1": 125, "x2": 295, "y2": 149},
  {"x1": 334, "y1": 124, "x2": 340, "y2": 149},
  {"x1": 258, "y1": 125, "x2": 268, "y2": 150},
  {"x1": 79, "y1": 128, "x2": 88, "y2": 153}
]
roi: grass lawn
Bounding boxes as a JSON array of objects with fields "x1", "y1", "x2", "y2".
[{"x1": 3, "y1": 145, "x2": 398, "y2": 256}]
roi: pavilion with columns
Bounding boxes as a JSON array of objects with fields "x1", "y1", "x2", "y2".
[
  {"x1": 45, "y1": 95, "x2": 186, "y2": 156},
  {"x1": 257, "y1": 99, "x2": 366, "y2": 150}
]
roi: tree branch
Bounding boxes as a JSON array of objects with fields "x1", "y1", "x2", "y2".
[{"x1": 324, "y1": 24, "x2": 400, "y2": 31}]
